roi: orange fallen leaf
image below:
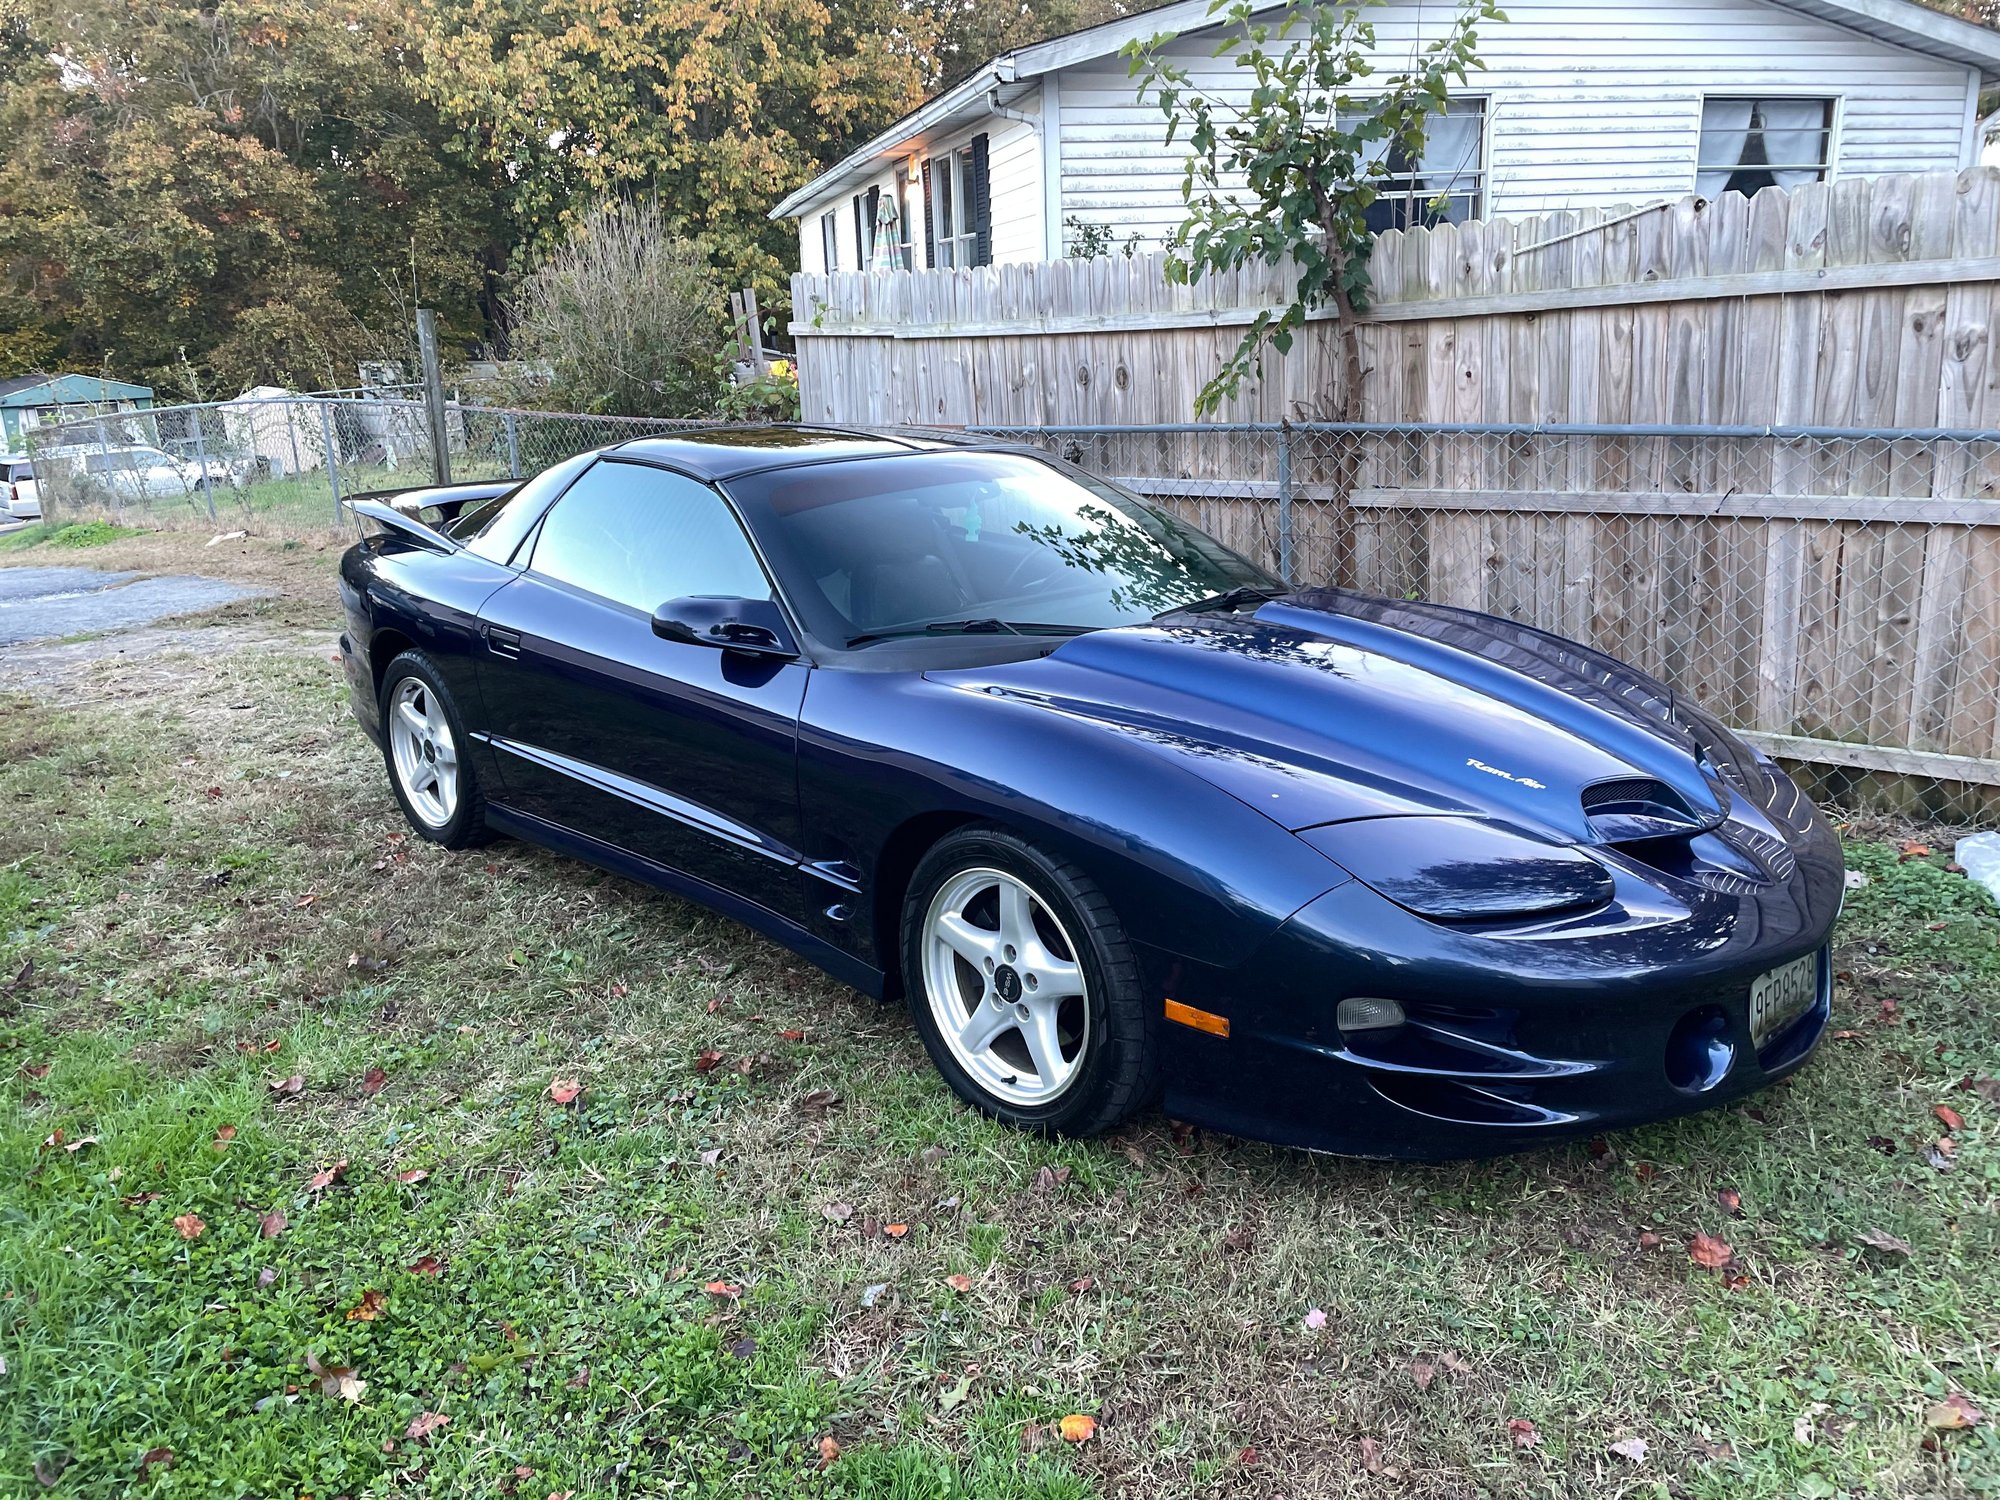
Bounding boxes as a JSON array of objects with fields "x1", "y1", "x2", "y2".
[
  {"x1": 780, "y1": 1029, "x2": 805, "y2": 1042},
  {"x1": 1507, "y1": 1417, "x2": 1540, "y2": 1450},
  {"x1": 406, "y1": 1255, "x2": 444, "y2": 1275},
  {"x1": 212, "y1": 1125, "x2": 238, "y2": 1150},
  {"x1": 362, "y1": 1066, "x2": 388, "y2": 1094},
  {"x1": 816, "y1": 1434, "x2": 841, "y2": 1470},
  {"x1": 269, "y1": 1073, "x2": 304, "y2": 1097},
  {"x1": 1058, "y1": 1414, "x2": 1097, "y2": 1443},
  {"x1": 1926, "y1": 1393, "x2": 1983, "y2": 1431},
  {"x1": 704, "y1": 1280, "x2": 742, "y2": 1300},
  {"x1": 883, "y1": 1223, "x2": 909, "y2": 1240},
  {"x1": 944, "y1": 1273, "x2": 972, "y2": 1293},
  {"x1": 1689, "y1": 1232, "x2": 1733, "y2": 1269},
  {"x1": 1068, "y1": 1276, "x2": 1096, "y2": 1293},
  {"x1": 306, "y1": 1159, "x2": 349, "y2": 1192},
  {"x1": 1935, "y1": 1104, "x2": 1965, "y2": 1132},
  {"x1": 547, "y1": 1078, "x2": 582, "y2": 1105},
  {"x1": 405, "y1": 1411, "x2": 450, "y2": 1443},
  {"x1": 395, "y1": 1167, "x2": 429, "y2": 1184},
  {"x1": 345, "y1": 1288, "x2": 387, "y2": 1321},
  {"x1": 694, "y1": 1050, "x2": 724, "y2": 1073},
  {"x1": 138, "y1": 1446, "x2": 173, "y2": 1475},
  {"x1": 173, "y1": 1213, "x2": 205, "y2": 1240}
]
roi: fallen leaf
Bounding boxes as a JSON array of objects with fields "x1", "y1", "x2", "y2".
[
  {"x1": 405, "y1": 1411, "x2": 450, "y2": 1443},
  {"x1": 1926, "y1": 1394, "x2": 1983, "y2": 1431},
  {"x1": 304, "y1": 1351, "x2": 365, "y2": 1403},
  {"x1": 1689, "y1": 1232, "x2": 1733, "y2": 1269},
  {"x1": 1058, "y1": 1414, "x2": 1096, "y2": 1443},
  {"x1": 1303, "y1": 1307, "x2": 1328, "y2": 1330},
  {"x1": 1934, "y1": 1104, "x2": 1965, "y2": 1132},
  {"x1": 269, "y1": 1073, "x2": 305, "y2": 1097},
  {"x1": 704, "y1": 1280, "x2": 742, "y2": 1300},
  {"x1": 306, "y1": 1159, "x2": 349, "y2": 1192},
  {"x1": 937, "y1": 1373, "x2": 972, "y2": 1411},
  {"x1": 173, "y1": 1213, "x2": 205, "y2": 1240},
  {"x1": 1411, "y1": 1359, "x2": 1436, "y2": 1391},
  {"x1": 798, "y1": 1088, "x2": 841, "y2": 1113},
  {"x1": 1717, "y1": 1188, "x2": 1742, "y2": 1215},
  {"x1": 694, "y1": 1050, "x2": 724, "y2": 1073},
  {"x1": 821, "y1": 1201, "x2": 853, "y2": 1223},
  {"x1": 406, "y1": 1255, "x2": 444, "y2": 1275},
  {"x1": 1854, "y1": 1227, "x2": 1913, "y2": 1256},
  {"x1": 699, "y1": 1147, "x2": 722, "y2": 1168},
  {"x1": 362, "y1": 1067, "x2": 388, "y2": 1094},
  {"x1": 20, "y1": 1062, "x2": 49, "y2": 1080},
  {"x1": 345, "y1": 1289, "x2": 387, "y2": 1321},
  {"x1": 816, "y1": 1435, "x2": 841, "y2": 1470},
  {"x1": 1034, "y1": 1164, "x2": 1072, "y2": 1193},
  {"x1": 1222, "y1": 1223, "x2": 1254, "y2": 1253},
  {"x1": 883, "y1": 1223, "x2": 909, "y2": 1240},
  {"x1": 1238, "y1": 1446, "x2": 1259, "y2": 1465},
  {"x1": 63, "y1": 1135, "x2": 98, "y2": 1154},
  {"x1": 546, "y1": 1078, "x2": 582, "y2": 1105},
  {"x1": 1637, "y1": 1231, "x2": 1663, "y2": 1251},
  {"x1": 1609, "y1": 1436, "x2": 1648, "y2": 1463},
  {"x1": 944, "y1": 1273, "x2": 972, "y2": 1293},
  {"x1": 1068, "y1": 1276, "x2": 1096, "y2": 1294},
  {"x1": 1898, "y1": 841, "x2": 1933, "y2": 861},
  {"x1": 259, "y1": 1209, "x2": 287, "y2": 1239},
  {"x1": 395, "y1": 1168, "x2": 429, "y2": 1184},
  {"x1": 212, "y1": 1125, "x2": 237, "y2": 1150},
  {"x1": 1439, "y1": 1352, "x2": 1473, "y2": 1375},
  {"x1": 1507, "y1": 1418, "x2": 1541, "y2": 1450},
  {"x1": 138, "y1": 1446, "x2": 173, "y2": 1475},
  {"x1": 779, "y1": 1029, "x2": 805, "y2": 1042},
  {"x1": 705, "y1": 996, "x2": 723, "y2": 1014},
  {"x1": 1359, "y1": 1435, "x2": 1384, "y2": 1474}
]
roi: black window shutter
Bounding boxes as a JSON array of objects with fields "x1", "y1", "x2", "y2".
[
  {"x1": 921, "y1": 157, "x2": 936, "y2": 268},
  {"x1": 970, "y1": 134, "x2": 992, "y2": 267},
  {"x1": 865, "y1": 186, "x2": 880, "y2": 265},
  {"x1": 853, "y1": 194, "x2": 865, "y2": 262}
]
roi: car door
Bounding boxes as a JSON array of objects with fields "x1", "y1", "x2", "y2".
[{"x1": 473, "y1": 457, "x2": 809, "y2": 918}]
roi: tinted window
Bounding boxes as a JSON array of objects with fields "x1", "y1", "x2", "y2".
[
  {"x1": 528, "y1": 460, "x2": 769, "y2": 613},
  {"x1": 458, "y1": 449, "x2": 597, "y2": 563},
  {"x1": 725, "y1": 452, "x2": 1277, "y2": 646}
]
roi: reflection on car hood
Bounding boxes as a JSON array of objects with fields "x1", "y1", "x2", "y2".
[{"x1": 940, "y1": 587, "x2": 1732, "y2": 844}]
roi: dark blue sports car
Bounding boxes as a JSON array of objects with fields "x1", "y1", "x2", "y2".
[{"x1": 337, "y1": 427, "x2": 1842, "y2": 1159}]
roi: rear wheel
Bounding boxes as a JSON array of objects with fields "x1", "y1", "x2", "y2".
[
  {"x1": 379, "y1": 650, "x2": 489, "y2": 848},
  {"x1": 902, "y1": 827, "x2": 1156, "y2": 1136}
]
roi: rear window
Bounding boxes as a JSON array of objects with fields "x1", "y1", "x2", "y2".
[{"x1": 457, "y1": 450, "x2": 598, "y2": 564}]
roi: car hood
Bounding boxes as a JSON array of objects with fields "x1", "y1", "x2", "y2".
[{"x1": 939, "y1": 588, "x2": 1735, "y2": 845}]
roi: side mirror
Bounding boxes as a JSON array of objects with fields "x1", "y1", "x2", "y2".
[{"x1": 651, "y1": 595, "x2": 800, "y2": 661}]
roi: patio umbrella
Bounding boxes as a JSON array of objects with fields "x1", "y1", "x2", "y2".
[{"x1": 871, "y1": 190, "x2": 903, "y2": 274}]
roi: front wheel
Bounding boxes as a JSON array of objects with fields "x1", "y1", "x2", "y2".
[
  {"x1": 379, "y1": 650, "x2": 489, "y2": 848},
  {"x1": 901, "y1": 827, "x2": 1157, "y2": 1137}
]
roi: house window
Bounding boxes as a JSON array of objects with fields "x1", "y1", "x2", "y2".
[
  {"x1": 1698, "y1": 98, "x2": 1834, "y2": 198},
  {"x1": 1356, "y1": 99, "x2": 1485, "y2": 235},
  {"x1": 926, "y1": 136, "x2": 991, "y2": 268},
  {"x1": 821, "y1": 212, "x2": 839, "y2": 272}
]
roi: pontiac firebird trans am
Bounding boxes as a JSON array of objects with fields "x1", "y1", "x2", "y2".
[{"x1": 337, "y1": 427, "x2": 1842, "y2": 1160}]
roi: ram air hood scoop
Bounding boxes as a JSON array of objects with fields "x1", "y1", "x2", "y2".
[{"x1": 942, "y1": 588, "x2": 1727, "y2": 844}]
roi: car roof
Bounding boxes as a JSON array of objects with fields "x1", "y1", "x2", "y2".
[{"x1": 606, "y1": 425, "x2": 998, "y2": 481}]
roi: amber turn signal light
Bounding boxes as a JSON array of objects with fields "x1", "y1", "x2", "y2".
[{"x1": 1164, "y1": 999, "x2": 1230, "y2": 1038}]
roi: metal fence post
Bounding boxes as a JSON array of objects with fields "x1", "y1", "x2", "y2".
[
  {"x1": 190, "y1": 411, "x2": 217, "y2": 520},
  {"x1": 284, "y1": 402, "x2": 303, "y2": 477},
  {"x1": 319, "y1": 400, "x2": 343, "y2": 523},
  {"x1": 505, "y1": 412, "x2": 521, "y2": 479},
  {"x1": 417, "y1": 309, "x2": 453, "y2": 486},
  {"x1": 1276, "y1": 421, "x2": 1295, "y2": 585}
]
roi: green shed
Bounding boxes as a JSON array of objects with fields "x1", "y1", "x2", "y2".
[{"x1": 0, "y1": 372, "x2": 155, "y2": 455}]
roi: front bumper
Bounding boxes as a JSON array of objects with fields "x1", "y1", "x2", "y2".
[{"x1": 1160, "y1": 790, "x2": 1844, "y2": 1160}]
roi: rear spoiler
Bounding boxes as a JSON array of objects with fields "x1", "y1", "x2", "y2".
[{"x1": 350, "y1": 499, "x2": 462, "y2": 552}]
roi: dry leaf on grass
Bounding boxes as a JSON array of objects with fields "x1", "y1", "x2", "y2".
[
  {"x1": 1609, "y1": 1437, "x2": 1648, "y2": 1463},
  {"x1": 269, "y1": 1073, "x2": 305, "y2": 1097},
  {"x1": 306, "y1": 1159, "x2": 349, "y2": 1192},
  {"x1": 1058, "y1": 1414, "x2": 1096, "y2": 1443},
  {"x1": 1926, "y1": 1394, "x2": 1984, "y2": 1431},
  {"x1": 212, "y1": 1125, "x2": 237, "y2": 1150},
  {"x1": 816, "y1": 1435, "x2": 841, "y2": 1469},
  {"x1": 1507, "y1": 1418, "x2": 1541, "y2": 1451},
  {"x1": 304, "y1": 1351, "x2": 365, "y2": 1403},
  {"x1": 345, "y1": 1289, "x2": 386, "y2": 1322},
  {"x1": 1689, "y1": 1232, "x2": 1733, "y2": 1268},
  {"x1": 406, "y1": 1255, "x2": 444, "y2": 1275},
  {"x1": 259, "y1": 1210, "x2": 287, "y2": 1239},
  {"x1": 173, "y1": 1213, "x2": 205, "y2": 1240},
  {"x1": 1934, "y1": 1103, "x2": 1965, "y2": 1132},
  {"x1": 704, "y1": 1280, "x2": 742, "y2": 1300},
  {"x1": 1854, "y1": 1228, "x2": 1913, "y2": 1256},
  {"x1": 546, "y1": 1078, "x2": 582, "y2": 1105},
  {"x1": 944, "y1": 1274, "x2": 972, "y2": 1293},
  {"x1": 362, "y1": 1066, "x2": 388, "y2": 1094},
  {"x1": 405, "y1": 1411, "x2": 450, "y2": 1443}
]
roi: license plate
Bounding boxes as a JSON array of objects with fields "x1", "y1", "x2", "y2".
[{"x1": 1749, "y1": 952, "x2": 1819, "y2": 1048}]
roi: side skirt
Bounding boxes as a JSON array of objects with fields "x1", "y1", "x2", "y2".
[{"x1": 483, "y1": 803, "x2": 886, "y2": 1000}]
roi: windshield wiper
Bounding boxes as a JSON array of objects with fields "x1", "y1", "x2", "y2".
[
  {"x1": 845, "y1": 619, "x2": 1093, "y2": 648},
  {"x1": 1157, "y1": 584, "x2": 1289, "y2": 621}
]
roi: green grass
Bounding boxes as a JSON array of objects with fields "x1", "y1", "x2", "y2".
[
  {"x1": 0, "y1": 564, "x2": 1997, "y2": 1496},
  {"x1": 0, "y1": 520, "x2": 147, "y2": 551}
]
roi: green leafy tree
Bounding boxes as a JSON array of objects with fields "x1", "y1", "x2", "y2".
[
  {"x1": 1127, "y1": 0, "x2": 1502, "y2": 417},
  {"x1": 413, "y1": 0, "x2": 933, "y2": 311}
]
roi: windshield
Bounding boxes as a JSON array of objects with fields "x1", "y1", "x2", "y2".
[{"x1": 725, "y1": 451, "x2": 1280, "y2": 647}]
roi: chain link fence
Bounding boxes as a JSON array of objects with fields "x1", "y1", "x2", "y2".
[
  {"x1": 22, "y1": 401, "x2": 2000, "y2": 821},
  {"x1": 973, "y1": 421, "x2": 2000, "y2": 825},
  {"x1": 22, "y1": 393, "x2": 708, "y2": 536}
]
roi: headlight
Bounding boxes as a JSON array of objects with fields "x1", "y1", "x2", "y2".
[{"x1": 1298, "y1": 816, "x2": 1613, "y2": 921}]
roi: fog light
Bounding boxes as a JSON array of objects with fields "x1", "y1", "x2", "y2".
[{"x1": 1337, "y1": 996, "x2": 1405, "y2": 1032}]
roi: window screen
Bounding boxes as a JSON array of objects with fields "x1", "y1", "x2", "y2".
[
  {"x1": 527, "y1": 460, "x2": 771, "y2": 614},
  {"x1": 1355, "y1": 99, "x2": 1485, "y2": 235}
]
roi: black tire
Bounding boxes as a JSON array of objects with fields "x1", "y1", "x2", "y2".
[
  {"x1": 378, "y1": 649, "x2": 491, "y2": 849},
  {"x1": 901, "y1": 825, "x2": 1157, "y2": 1137}
]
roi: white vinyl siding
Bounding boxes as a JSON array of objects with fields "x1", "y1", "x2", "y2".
[{"x1": 1055, "y1": 0, "x2": 1972, "y2": 246}]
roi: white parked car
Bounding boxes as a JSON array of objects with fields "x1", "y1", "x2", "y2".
[
  {"x1": 41, "y1": 444, "x2": 213, "y2": 501},
  {"x1": 1, "y1": 457, "x2": 38, "y2": 520}
]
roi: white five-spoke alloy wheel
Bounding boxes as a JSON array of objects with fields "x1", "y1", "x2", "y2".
[
  {"x1": 921, "y1": 865, "x2": 1090, "y2": 1106},
  {"x1": 387, "y1": 675, "x2": 459, "y2": 829}
]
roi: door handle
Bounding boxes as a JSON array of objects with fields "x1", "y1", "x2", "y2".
[{"x1": 485, "y1": 625, "x2": 522, "y2": 660}]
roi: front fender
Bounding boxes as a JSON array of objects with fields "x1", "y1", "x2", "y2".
[{"x1": 797, "y1": 669, "x2": 1349, "y2": 973}]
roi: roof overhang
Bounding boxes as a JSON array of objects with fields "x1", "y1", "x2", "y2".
[{"x1": 772, "y1": 0, "x2": 2000, "y2": 222}]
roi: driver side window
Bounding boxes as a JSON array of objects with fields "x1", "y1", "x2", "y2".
[{"x1": 526, "y1": 460, "x2": 771, "y2": 614}]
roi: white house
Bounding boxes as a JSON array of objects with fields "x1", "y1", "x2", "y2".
[{"x1": 773, "y1": 0, "x2": 2000, "y2": 272}]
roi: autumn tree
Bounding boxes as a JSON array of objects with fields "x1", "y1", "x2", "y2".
[
  {"x1": 413, "y1": 0, "x2": 934, "y2": 310},
  {"x1": 0, "y1": 0, "x2": 504, "y2": 396},
  {"x1": 1128, "y1": 0, "x2": 1501, "y2": 418}
]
